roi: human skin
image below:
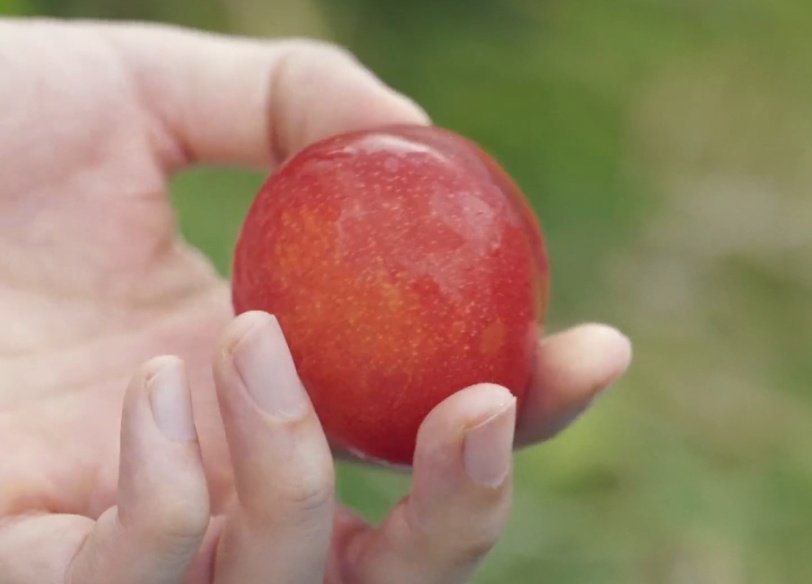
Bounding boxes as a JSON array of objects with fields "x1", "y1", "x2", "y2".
[{"x1": 0, "y1": 19, "x2": 632, "y2": 584}]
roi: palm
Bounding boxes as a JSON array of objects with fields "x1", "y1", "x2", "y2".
[{"x1": 0, "y1": 24, "x2": 233, "y2": 515}]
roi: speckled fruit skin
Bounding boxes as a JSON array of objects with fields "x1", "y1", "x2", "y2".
[{"x1": 232, "y1": 125, "x2": 549, "y2": 465}]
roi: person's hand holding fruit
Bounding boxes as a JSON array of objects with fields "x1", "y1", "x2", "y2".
[{"x1": 0, "y1": 19, "x2": 632, "y2": 583}]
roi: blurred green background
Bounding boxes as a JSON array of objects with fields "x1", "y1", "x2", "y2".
[{"x1": 5, "y1": 1, "x2": 811, "y2": 582}]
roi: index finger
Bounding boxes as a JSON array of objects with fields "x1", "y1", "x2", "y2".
[{"x1": 94, "y1": 22, "x2": 429, "y2": 169}]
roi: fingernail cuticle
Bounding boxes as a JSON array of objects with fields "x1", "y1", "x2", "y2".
[
  {"x1": 149, "y1": 358, "x2": 197, "y2": 442},
  {"x1": 463, "y1": 398, "x2": 516, "y2": 488},
  {"x1": 232, "y1": 314, "x2": 309, "y2": 419}
]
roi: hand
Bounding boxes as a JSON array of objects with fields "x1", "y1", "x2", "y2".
[{"x1": 0, "y1": 19, "x2": 632, "y2": 583}]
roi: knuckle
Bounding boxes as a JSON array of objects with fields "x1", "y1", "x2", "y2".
[
  {"x1": 280, "y1": 427, "x2": 336, "y2": 515},
  {"x1": 143, "y1": 493, "x2": 210, "y2": 544},
  {"x1": 246, "y1": 473, "x2": 333, "y2": 533},
  {"x1": 403, "y1": 497, "x2": 509, "y2": 565},
  {"x1": 284, "y1": 38, "x2": 357, "y2": 66},
  {"x1": 454, "y1": 508, "x2": 510, "y2": 563},
  {"x1": 245, "y1": 448, "x2": 335, "y2": 527},
  {"x1": 283, "y1": 467, "x2": 335, "y2": 514},
  {"x1": 456, "y1": 531, "x2": 501, "y2": 563}
]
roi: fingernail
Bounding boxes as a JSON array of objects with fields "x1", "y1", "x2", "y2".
[
  {"x1": 231, "y1": 313, "x2": 309, "y2": 419},
  {"x1": 148, "y1": 358, "x2": 197, "y2": 442},
  {"x1": 463, "y1": 397, "x2": 516, "y2": 488}
]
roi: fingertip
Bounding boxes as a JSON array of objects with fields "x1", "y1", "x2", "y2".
[
  {"x1": 418, "y1": 383, "x2": 516, "y2": 443},
  {"x1": 462, "y1": 395, "x2": 516, "y2": 489},
  {"x1": 414, "y1": 384, "x2": 516, "y2": 474},
  {"x1": 140, "y1": 354, "x2": 184, "y2": 379},
  {"x1": 385, "y1": 89, "x2": 431, "y2": 126},
  {"x1": 123, "y1": 355, "x2": 200, "y2": 445},
  {"x1": 517, "y1": 323, "x2": 632, "y2": 446},
  {"x1": 125, "y1": 355, "x2": 180, "y2": 402},
  {"x1": 217, "y1": 310, "x2": 311, "y2": 421},
  {"x1": 219, "y1": 310, "x2": 276, "y2": 352},
  {"x1": 215, "y1": 311, "x2": 280, "y2": 401},
  {"x1": 572, "y1": 323, "x2": 633, "y2": 380},
  {"x1": 146, "y1": 356, "x2": 197, "y2": 442},
  {"x1": 607, "y1": 327, "x2": 633, "y2": 380},
  {"x1": 119, "y1": 355, "x2": 208, "y2": 502},
  {"x1": 413, "y1": 384, "x2": 517, "y2": 503},
  {"x1": 536, "y1": 323, "x2": 632, "y2": 394},
  {"x1": 269, "y1": 39, "x2": 430, "y2": 158},
  {"x1": 463, "y1": 383, "x2": 517, "y2": 413}
]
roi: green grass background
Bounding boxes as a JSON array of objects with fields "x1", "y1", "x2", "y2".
[{"x1": 5, "y1": 1, "x2": 812, "y2": 582}]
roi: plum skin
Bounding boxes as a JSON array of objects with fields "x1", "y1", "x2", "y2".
[{"x1": 232, "y1": 124, "x2": 549, "y2": 465}]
